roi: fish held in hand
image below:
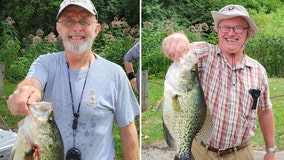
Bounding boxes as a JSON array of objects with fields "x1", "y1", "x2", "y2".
[
  {"x1": 160, "y1": 49, "x2": 211, "y2": 160},
  {"x1": 10, "y1": 102, "x2": 64, "y2": 160}
]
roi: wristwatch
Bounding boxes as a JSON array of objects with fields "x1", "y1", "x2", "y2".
[{"x1": 265, "y1": 146, "x2": 277, "y2": 153}]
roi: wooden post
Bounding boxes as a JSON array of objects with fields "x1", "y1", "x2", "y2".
[
  {"x1": 0, "y1": 62, "x2": 4, "y2": 98},
  {"x1": 141, "y1": 70, "x2": 148, "y2": 112}
]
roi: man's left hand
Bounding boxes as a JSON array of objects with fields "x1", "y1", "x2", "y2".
[{"x1": 263, "y1": 152, "x2": 275, "y2": 160}]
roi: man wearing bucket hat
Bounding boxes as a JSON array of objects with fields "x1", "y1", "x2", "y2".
[
  {"x1": 161, "y1": 4, "x2": 275, "y2": 160},
  {"x1": 7, "y1": 0, "x2": 139, "y2": 159}
]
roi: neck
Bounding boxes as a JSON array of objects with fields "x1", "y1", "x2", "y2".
[
  {"x1": 224, "y1": 52, "x2": 244, "y2": 68},
  {"x1": 66, "y1": 51, "x2": 94, "y2": 69}
]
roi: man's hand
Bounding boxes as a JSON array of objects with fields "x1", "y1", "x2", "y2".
[
  {"x1": 263, "y1": 152, "x2": 275, "y2": 160},
  {"x1": 7, "y1": 78, "x2": 42, "y2": 115},
  {"x1": 161, "y1": 32, "x2": 190, "y2": 62}
]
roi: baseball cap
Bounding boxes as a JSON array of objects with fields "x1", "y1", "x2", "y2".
[
  {"x1": 211, "y1": 5, "x2": 258, "y2": 36},
  {"x1": 57, "y1": 0, "x2": 98, "y2": 20}
]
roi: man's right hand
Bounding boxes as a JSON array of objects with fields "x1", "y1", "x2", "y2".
[
  {"x1": 161, "y1": 32, "x2": 190, "y2": 62},
  {"x1": 7, "y1": 78, "x2": 42, "y2": 115}
]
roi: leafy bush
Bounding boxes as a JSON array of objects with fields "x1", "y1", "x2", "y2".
[
  {"x1": 94, "y1": 18, "x2": 139, "y2": 67},
  {"x1": 0, "y1": 0, "x2": 139, "y2": 41},
  {"x1": 246, "y1": 35, "x2": 284, "y2": 77},
  {"x1": 0, "y1": 18, "x2": 20, "y2": 68}
]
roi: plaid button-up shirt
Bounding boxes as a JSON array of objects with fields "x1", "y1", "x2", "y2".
[{"x1": 191, "y1": 42, "x2": 272, "y2": 149}]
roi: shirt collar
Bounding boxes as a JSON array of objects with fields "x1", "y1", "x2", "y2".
[{"x1": 216, "y1": 48, "x2": 254, "y2": 69}]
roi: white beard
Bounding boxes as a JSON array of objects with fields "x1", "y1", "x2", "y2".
[{"x1": 62, "y1": 32, "x2": 95, "y2": 55}]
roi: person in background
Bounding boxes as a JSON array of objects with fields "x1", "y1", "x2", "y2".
[
  {"x1": 124, "y1": 42, "x2": 140, "y2": 97},
  {"x1": 162, "y1": 4, "x2": 276, "y2": 160},
  {"x1": 7, "y1": 0, "x2": 139, "y2": 159}
]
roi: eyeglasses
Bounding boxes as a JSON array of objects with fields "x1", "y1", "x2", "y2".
[
  {"x1": 58, "y1": 19, "x2": 96, "y2": 27},
  {"x1": 218, "y1": 26, "x2": 249, "y2": 34}
]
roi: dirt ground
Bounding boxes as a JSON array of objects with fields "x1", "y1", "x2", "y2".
[{"x1": 141, "y1": 141, "x2": 284, "y2": 160}]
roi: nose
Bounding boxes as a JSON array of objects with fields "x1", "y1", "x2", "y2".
[
  {"x1": 227, "y1": 28, "x2": 237, "y2": 35},
  {"x1": 72, "y1": 22, "x2": 83, "y2": 32}
]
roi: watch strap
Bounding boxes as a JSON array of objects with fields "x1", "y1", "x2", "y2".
[{"x1": 265, "y1": 146, "x2": 277, "y2": 153}]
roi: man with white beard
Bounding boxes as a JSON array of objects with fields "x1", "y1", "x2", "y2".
[{"x1": 7, "y1": 0, "x2": 140, "y2": 159}]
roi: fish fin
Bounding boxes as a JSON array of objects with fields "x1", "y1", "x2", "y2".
[
  {"x1": 195, "y1": 108, "x2": 213, "y2": 144},
  {"x1": 172, "y1": 95, "x2": 181, "y2": 112},
  {"x1": 8, "y1": 149, "x2": 15, "y2": 160},
  {"x1": 163, "y1": 120, "x2": 176, "y2": 148},
  {"x1": 174, "y1": 153, "x2": 195, "y2": 160},
  {"x1": 156, "y1": 97, "x2": 165, "y2": 112}
]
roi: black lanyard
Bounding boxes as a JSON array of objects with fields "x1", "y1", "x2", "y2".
[{"x1": 66, "y1": 58, "x2": 91, "y2": 148}]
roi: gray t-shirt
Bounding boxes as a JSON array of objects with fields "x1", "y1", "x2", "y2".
[{"x1": 26, "y1": 51, "x2": 139, "y2": 159}]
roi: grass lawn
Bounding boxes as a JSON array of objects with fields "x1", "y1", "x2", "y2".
[{"x1": 142, "y1": 78, "x2": 284, "y2": 150}]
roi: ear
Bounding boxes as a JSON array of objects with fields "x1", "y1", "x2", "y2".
[
  {"x1": 56, "y1": 23, "x2": 62, "y2": 36},
  {"x1": 247, "y1": 28, "x2": 253, "y2": 37},
  {"x1": 93, "y1": 23, "x2": 101, "y2": 38}
]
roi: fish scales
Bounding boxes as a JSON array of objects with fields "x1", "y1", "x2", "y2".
[
  {"x1": 10, "y1": 102, "x2": 64, "y2": 160},
  {"x1": 162, "y1": 51, "x2": 208, "y2": 160}
]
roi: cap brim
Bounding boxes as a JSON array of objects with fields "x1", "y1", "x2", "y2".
[{"x1": 56, "y1": 3, "x2": 98, "y2": 20}]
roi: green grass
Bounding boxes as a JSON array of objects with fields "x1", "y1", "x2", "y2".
[{"x1": 142, "y1": 78, "x2": 284, "y2": 150}]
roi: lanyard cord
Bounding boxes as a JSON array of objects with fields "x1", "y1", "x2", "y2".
[
  {"x1": 231, "y1": 53, "x2": 236, "y2": 87},
  {"x1": 66, "y1": 58, "x2": 91, "y2": 147}
]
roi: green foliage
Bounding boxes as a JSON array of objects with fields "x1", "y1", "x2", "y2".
[
  {"x1": 246, "y1": 35, "x2": 284, "y2": 77},
  {"x1": 142, "y1": 21, "x2": 172, "y2": 78},
  {"x1": 245, "y1": 6, "x2": 284, "y2": 77},
  {"x1": 0, "y1": 0, "x2": 61, "y2": 40},
  {"x1": 6, "y1": 40, "x2": 64, "y2": 83},
  {"x1": 142, "y1": 0, "x2": 281, "y2": 26},
  {"x1": 94, "y1": 18, "x2": 139, "y2": 67},
  {"x1": 0, "y1": 20, "x2": 20, "y2": 68},
  {"x1": 0, "y1": 0, "x2": 139, "y2": 41}
]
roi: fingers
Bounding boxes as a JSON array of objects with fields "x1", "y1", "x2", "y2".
[
  {"x1": 7, "y1": 86, "x2": 40, "y2": 115},
  {"x1": 7, "y1": 92, "x2": 29, "y2": 115},
  {"x1": 162, "y1": 32, "x2": 190, "y2": 62}
]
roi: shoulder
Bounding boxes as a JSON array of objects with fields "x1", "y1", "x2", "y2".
[
  {"x1": 245, "y1": 54, "x2": 267, "y2": 72},
  {"x1": 96, "y1": 55, "x2": 125, "y2": 74},
  {"x1": 124, "y1": 42, "x2": 140, "y2": 61},
  {"x1": 37, "y1": 51, "x2": 65, "y2": 63},
  {"x1": 190, "y1": 41, "x2": 217, "y2": 59},
  {"x1": 31, "y1": 51, "x2": 65, "y2": 69}
]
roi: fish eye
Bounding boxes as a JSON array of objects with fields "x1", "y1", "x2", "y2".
[{"x1": 48, "y1": 118, "x2": 53, "y2": 124}]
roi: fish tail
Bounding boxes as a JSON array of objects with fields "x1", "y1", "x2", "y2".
[
  {"x1": 163, "y1": 120, "x2": 175, "y2": 148},
  {"x1": 174, "y1": 153, "x2": 195, "y2": 160}
]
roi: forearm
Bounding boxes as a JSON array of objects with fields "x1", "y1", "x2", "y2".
[
  {"x1": 119, "y1": 122, "x2": 139, "y2": 160},
  {"x1": 124, "y1": 62, "x2": 134, "y2": 74},
  {"x1": 257, "y1": 108, "x2": 275, "y2": 148}
]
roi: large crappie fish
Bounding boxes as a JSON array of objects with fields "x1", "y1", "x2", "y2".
[
  {"x1": 10, "y1": 102, "x2": 64, "y2": 160},
  {"x1": 159, "y1": 49, "x2": 211, "y2": 160}
]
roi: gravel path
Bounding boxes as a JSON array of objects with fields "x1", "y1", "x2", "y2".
[{"x1": 142, "y1": 142, "x2": 284, "y2": 160}]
